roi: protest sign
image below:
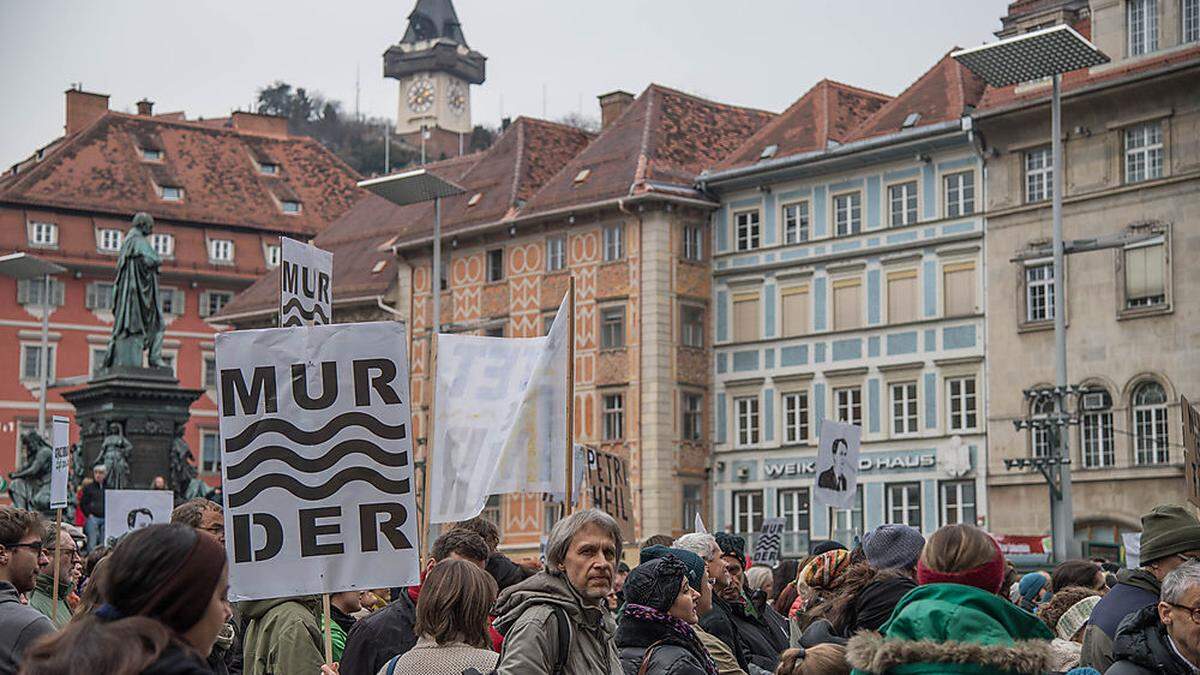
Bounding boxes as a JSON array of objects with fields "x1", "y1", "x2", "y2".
[
  {"x1": 279, "y1": 236, "x2": 333, "y2": 327},
  {"x1": 216, "y1": 321, "x2": 419, "y2": 601},
  {"x1": 585, "y1": 445, "x2": 634, "y2": 543},
  {"x1": 752, "y1": 517, "x2": 786, "y2": 566},
  {"x1": 104, "y1": 489, "x2": 173, "y2": 546},
  {"x1": 813, "y1": 419, "x2": 862, "y2": 510},
  {"x1": 1183, "y1": 396, "x2": 1200, "y2": 508},
  {"x1": 429, "y1": 293, "x2": 569, "y2": 523},
  {"x1": 50, "y1": 416, "x2": 70, "y2": 509}
]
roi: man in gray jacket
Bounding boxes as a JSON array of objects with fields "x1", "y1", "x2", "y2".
[
  {"x1": 0, "y1": 507, "x2": 53, "y2": 675},
  {"x1": 493, "y1": 508, "x2": 624, "y2": 674}
]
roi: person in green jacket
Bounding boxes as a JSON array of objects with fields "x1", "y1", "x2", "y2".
[
  {"x1": 848, "y1": 524, "x2": 1054, "y2": 675},
  {"x1": 240, "y1": 595, "x2": 325, "y2": 675},
  {"x1": 29, "y1": 526, "x2": 81, "y2": 628}
]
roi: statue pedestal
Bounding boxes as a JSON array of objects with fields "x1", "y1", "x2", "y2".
[{"x1": 62, "y1": 366, "x2": 204, "y2": 489}]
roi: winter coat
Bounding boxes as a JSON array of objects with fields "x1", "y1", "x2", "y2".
[
  {"x1": 340, "y1": 589, "x2": 417, "y2": 675},
  {"x1": 492, "y1": 570, "x2": 622, "y2": 675},
  {"x1": 28, "y1": 572, "x2": 72, "y2": 629},
  {"x1": 0, "y1": 580, "x2": 54, "y2": 675},
  {"x1": 488, "y1": 552, "x2": 536, "y2": 592},
  {"x1": 846, "y1": 583, "x2": 1054, "y2": 675},
  {"x1": 376, "y1": 637, "x2": 498, "y2": 675},
  {"x1": 81, "y1": 480, "x2": 105, "y2": 517},
  {"x1": 700, "y1": 596, "x2": 750, "y2": 670},
  {"x1": 142, "y1": 643, "x2": 214, "y2": 675},
  {"x1": 1047, "y1": 638, "x2": 1081, "y2": 673},
  {"x1": 1106, "y1": 604, "x2": 1197, "y2": 675},
  {"x1": 1080, "y1": 568, "x2": 1161, "y2": 672},
  {"x1": 695, "y1": 625, "x2": 747, "y2": 675},
  {"x1": 848, "y1": 576, "x2": 918, "y2": 635},
  {"x1": 616, "y1": 610, "x2": 714, "y2": 675},
  {"x1": 239, "y1": 596, "x2": 324, "y2": 675},
  {"x1": 727, "y1": 598, "x2": 787, "y2": 671}
]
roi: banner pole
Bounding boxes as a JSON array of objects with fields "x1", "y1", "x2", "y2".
[
  {"x1": 322, "y1": 592, "x2": 333, "y2": 664},
  {"x1": 51, "y1": 507, "x2": 62, "y2": 624},
  {"x1": 564, "y1": 277, "x2": 576, "y2": 514},
  {"x1": 422, "y1": 332, "x2": 439, "y2": 562}
]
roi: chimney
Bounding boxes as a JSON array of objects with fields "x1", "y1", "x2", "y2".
[
  {"x1": 598, "y1": 90, "x2": 634, "y2": 130},
  {"x1": 230, "y1": 111, "x2": 289, "y2": 137},
  {"x1": 136, "y1": 99, "x2": 154, "y2": 116},
  {"x1": 500, "y1": 117, "x2": 512, "y2": 131},
  {"x1": 65, "y1": 88, "x2": 110, "y2": 135}
]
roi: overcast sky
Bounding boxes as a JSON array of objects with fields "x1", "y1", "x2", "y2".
[{"x1": 0, "y1": 0, "x2": 1009, "y2": 166}]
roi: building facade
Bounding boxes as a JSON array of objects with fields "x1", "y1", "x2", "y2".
[
  {"x1": 0, "y1": 90, "x2": 359, "y2": 489},
  {"x1": 701, "y1": 58, "x2": 992, "y2": 553},
  {"x1": 978, "y1": 0, "x2": 1200, "y2": 556}
]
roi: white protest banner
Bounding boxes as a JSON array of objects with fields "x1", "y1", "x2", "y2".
[
  {"x1": 216, "y1": 321, "x2": 419, "y2": 601},
  {"x1": 50, "y1": 416, "x2": 71, "y2": 509},
  {"x1": 813, "y1": 419, "x2": 862, "y2": 510},
  {"x1": 279, "y1": 236, "x2": 333, "y2": 327},
  {"x1": 752, "y1": 517, "x2": 786, "y2": 567},
  {"x1": 104, "y1": 489, "x2": 174, "y2": 546},
  {"x1": 585, "y1": 446, "x2": 634, "y2": 543},
  {"x1": 429, "y1": 293, "x2": 569, "y2": 523}
]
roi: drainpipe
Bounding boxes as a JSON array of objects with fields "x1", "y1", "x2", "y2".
[{"x1": 967, "y1": 122, "x2": 991, "y2": 530}]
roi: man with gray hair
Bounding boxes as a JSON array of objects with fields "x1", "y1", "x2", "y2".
[
  {"x1": 1108, "y1": 559, "x2": 1200, "y2": 674},
  {"x1": 493, "y1": 508, "x2": 623, "y2": 674}
]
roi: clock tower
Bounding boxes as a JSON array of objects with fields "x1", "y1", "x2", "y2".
[{"x1": 384, "y1": 0, "x2": 486, "y2": 159}]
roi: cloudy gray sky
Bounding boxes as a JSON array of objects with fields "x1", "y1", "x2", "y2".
[{"x1": 0, "y1": 0, "x2": 1008, "y2": 166}]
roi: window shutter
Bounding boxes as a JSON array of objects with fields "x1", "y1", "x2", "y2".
[
  {"x1": 943, "y1": 263, "x2": 977, "y2": 317},
  {"x1": 17, "y1": 279, "x2": 30, "y2": 304},
  {"x1": 732, "y1": 293, "x2": 761, "y2": 342},
  {"x1": 887, "y1": 272, "x2": 918, "y2": 323},
  {"x1": 199, "y1": 291, "x2": 211, "y2": 317},
  {"x1": 833, "y1": 280, "x2": 862, "y2": 331},
  {"x1": 86, "y1": 283, "x2": 97, "y2": 309},
  {"x1": 51, "y1": 280, "x2": 65, "y2": 306},
  {"x1": 781, "y1": 287, "x2": 809, "y2": 337},
  {"x1": 1126, "y1": 243, "x2": 1164, "y2": 299},
  {"x1": 174, "y1": 288, "x2": 186, "y2": 315}
]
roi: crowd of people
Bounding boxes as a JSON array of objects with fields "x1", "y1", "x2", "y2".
[{"x1": 2, "y1": 499, "x2": 1200, "y2": 674}]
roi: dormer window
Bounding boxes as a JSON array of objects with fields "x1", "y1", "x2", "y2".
[
  {"x1": 573, "y1": 169, "x2": 591, "y2": 184},
  {"x1": 29, "y1": 222, "x2": 58, "y2": 247},
  {"x1": 467, "y1": 193, "x2": 482, "y2": 207},
  {"x1": 141, "y1": 148, "x2": 163, "y2": 161},
  {"x1": 265, "y1": 243, "x2": 281, "y2": 268},
  {"x1": 902, "y1": 113, "x2": 922, "y2": 129},
  {"x1": 151, "y1": 232, "x2": 175, "y2": 257},
  {"x1": 160, "y1": 185, "x2": 184, "y2": 201},
  {"x1": 98, "y1": 228, "x2": 123, "y2": 253},
  {"x1": 760, "y1": 144, "x2": 778, "y2": 159},
  {"x1": 281, "y1": 200, "x2": 302, "y2": 214},
  {"x1": 258, "y1": 161, "x2": 280, "y2": 175},
  {"x1": 209, "y1": 239, "x2": 234, "y2": 263}
]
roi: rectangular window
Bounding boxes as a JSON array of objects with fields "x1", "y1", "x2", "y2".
[
  {"x1": 546, "y1": 236, "x2": 566, "y2": 271},
  {"x1": 603, "y1": 224, "x2": 624, "y2": 261},
  {"x1": 29, "y1": 222, "x2": 58, "y2": 246},
  {"x1": 781, "y1": 286, "x2": 809, "y2": 337},
  {"x1": 834, "y1": 192, "x2": 862, "y2": 236},
  {"x1": 202, "y1": 355, "x2": 217, "y2": 389},
  {"x1": 783, "y1": 391, "x2": 809, "y2": 444},
  {"x1": 886, "y1": 271, "x2": 918, "y2": 324},
  {"x1": 1186, "y1": 0, "x2": 1200, "y2": 43},
  {"x1": 732, "y1": 292, "x2": 761, "y2": 342},
  {"x1": 201, "y1": 431, "x2": 221, "y2": 474},
  {"x1": 160, "y1": 185, "x2": 184, "y2": 201},
  {"x1": 948, "y1": 377, "x2": 978, "y2": 431},
  {"x1": 683, "y1": 485, "x2": 703, "y2": 533},
  {"x1": 1124, "y1": 238, "x2": 1166, "y2": 307},
  {"x1": 683, "y1": 225, "x2": 703, "y2": 261},
  {"x1": 778, "y1": 488, "x2": 810, "y2": 554},
  {"x1": 944, "y1": 171, "x2": 975, "y2": 217},
  {"x1": 682, "y1": 393, "x2": 703, "y2": 441},
  {"x1": 1025, "y1": 147, "x2": 1052, "y2": 203},
  {"x1": 887, "y1": 482, "x2": 922, "y2": 527},
  {"x1": 1135, "y1": 407, "x2": 1169, "y2": 465},
  {"x1": 482, "y1": 495, "x2": 502, "y2": 531},
  {"x1": 600, "y1": 306, "x2": 625, "y2": 349},
  {"x1": 208, "y1": 239, "x2": 234, "y2": 263},
  {"x1": 735, "y1": 396, "x2": 760, "y2": 447},
  {"x1": 1025, "y1": 262, "x2": 1055, "y2": 322},
  {"x1": 833, "y1": 279, "x2": 862, "y2": 331},
  {"x1": 1124, "y1": 122, "x2": 1164, "y2": 184},
  {"x1": 1082, "y1": 406, "x2": 1115, "y2": 468},
  {"x1": 681, "y1": 305, "x2": 704, "y2": 348},
  {"x1": 20, "y1": 344, "x2": 56, "y2": 381},
  {"x1": 257, "y1": 161, "x2": 280, "y2": 175},
  {"x1": 829, "y1": 487, "x2": 864, "y2": 542},
  {"x1": 265, "y1": 243, "x2": 281, "y2": 269},
  {"x1": 202, "y1": 291, "x2": 233, "y2": 317},
  {"x1": 151, "y1": 233, "x2": 174, "y2": 257},
  {"x1": 735, "y1": 211, "x2": 760, "y2": 251},
  {"x1": 141, "y1": 148, "x2": 163, "y2": 161},
  {"x1": 90, "y1": 347, "x2": 107, "y2": 377},
  {"x1": 280, "y1": 200, "x2": 302, "y2": 214},
  {"x1": 733, "y1": 490, "x2": 764, "y2": 534},
  {"x1": 16, "y1": 278, "x2": 64, "y2": 307},
  {"x1": 888, "y1": 181, "x2": 918, "y2": 226},
  {"x1": 943, "y1": 263, "x2": 977, "y2": 317},
  {"x1": 1128, "y1": 0, "x2": 1158, "y2": 56},
  {"x1": 487, "y1": 248, "x2": 504, "y2": 282},
  {"x1": 159, "y1": 287, "x2": 183, "y2": 316},
  {"x1": 940, "y1": 480, "x2": 977, "y2": 526},
  {"x1": 783, "y1": 201, "x2": 810, "y2": 244},
  {"x1": 85, "y1": 282, "x2": 115, "y2": 310},
  {"x1": 603, "y1": 393, "x2": 625, "y2": 441},
  {"x1": 891, "y1": 382, "x2": 918, "y2": 435},
  {"x1": 835, "y1": 386, "x2": 863, "y2": 427},
  {"x1": 99, "y1": 228, "x2": 123, "y2": 252}
]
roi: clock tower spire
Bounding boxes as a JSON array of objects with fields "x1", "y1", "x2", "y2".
[{"x1": 384, "y1": 0, "x2": 486, "y2": 159}]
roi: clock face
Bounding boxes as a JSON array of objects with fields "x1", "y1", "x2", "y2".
[
  {"x1": 407, "y1": 79, "x2": 435, "y2": 113},
  {"x1": 447, "y1": 83, "x2": 467, "y2": 116}
]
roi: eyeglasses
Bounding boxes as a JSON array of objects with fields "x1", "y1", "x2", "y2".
[
  {"x1": 1165, "y1": 602, "x2": 1200, "y2": 624},
  {"x1": 5, "y1": 542, "x2": 45, "y2": 555},
  {"x1": 46, "y1": 547, "x2": 82, "y2": 560}
]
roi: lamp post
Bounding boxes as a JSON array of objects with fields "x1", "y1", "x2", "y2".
[
  {"x1": 0, "y1": 253, "x2": 68, "y2": 436},
  {"x1": 954, "y1": 25, "x2": 1108, "y2": 562}
]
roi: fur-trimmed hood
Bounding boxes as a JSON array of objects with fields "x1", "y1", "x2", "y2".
[{"x1": 848, "y1": 631, "x2": 1053, "y2": 674}]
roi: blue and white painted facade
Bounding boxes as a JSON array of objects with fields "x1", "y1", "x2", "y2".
[{"x1": 700, "y1": 120, "x2": 988, "y2": 554}]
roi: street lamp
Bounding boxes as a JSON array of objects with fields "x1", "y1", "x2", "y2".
[
  {"x1": 0, "y1": 252, "x2": 67, "y2": 436},
  {"x1": 954, "y1": 24, "x2": 1108, "y2": 562}
]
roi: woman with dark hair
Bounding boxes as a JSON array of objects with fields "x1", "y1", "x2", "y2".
[
  {"x1": 1051, "y1": 560, "x2": 1105, "y2": 593},
  {"x1": 616, "y1": 555, "x2": 717, "y2": 675},
  {"x1": 22, "y1": 523, "x2": 230, "y2": 674}
]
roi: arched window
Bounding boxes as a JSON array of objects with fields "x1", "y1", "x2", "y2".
[
  {"x1": 1031, "y1": 396, "x2": 1055, "y2": 458},
  {"x1": 1081, "y1": 389, "x2": 1115, "y2": 468},
  {"x1": 1133, "y1": 381, "x2": 1169, "y2": 465}
]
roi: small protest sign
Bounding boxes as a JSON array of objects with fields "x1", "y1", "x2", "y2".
[
  {"x1": 50, "y1": 416, "x2": 70, "y2": 509},
  {"x1": 586, "y1": 446, "x2": 634, "y2": 543},
  {"x1": 813, "y1": 419, "x2": 862, "y2": 510},
  {"x1": 104, "y1": 489, "x2": 173, "y2": 546},
  {"x1": 216, "y1": 321, "x2": 419, "y2": 601},
  {"x1": 279, "y1": 236, "x2": 333, "y2": 327},
  {"x1": 752, "y1": 517, "x2": 786, "y2": 567}
]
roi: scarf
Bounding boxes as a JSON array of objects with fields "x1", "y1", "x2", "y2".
[{"x1": 623, "y1": 603, "x2": 719, "y2": 675}]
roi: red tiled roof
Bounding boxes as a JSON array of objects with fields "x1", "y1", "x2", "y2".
[
  {"x1": 715, "y1": 80, "x2": 890, "y2": 169},
  {"x1": 522, "y1": 84, "x2": 775, "y2": 214},
  {"x1": 0, "y1": 111, "x2": 361, "y2": 236},
  {"x1": 846, "y1": 51, "x2": 986, "y2": 141}
]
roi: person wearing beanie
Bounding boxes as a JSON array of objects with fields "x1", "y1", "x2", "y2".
[
  {"x1": 713, "y1": 533, "x2": 787, "y2": 671},
  {"x1": 1037, "y1": 586, "x2": 1103, "y2": 672},
  {"x1": 863, "y1": 525, "x2": 925, "y2": 573},
  {"x1": 790, "y1": 548, "x2": 853, "y2": 640},
  {"x1": 1017, "y1": 571, "x2": 1052, "y2": 612},
  {"x1": 20, "y1": 524, "x2": 230, "y2": 674},
  {"x1": 617, "y1": 555, "x2": 719, "y2": 675},
  {"x1": 811, "y1": 540, "x2": 848, "y2": 556},
  {"x1": 1080, "y1": 504, "x2": 1200, "y2": 672},
  {"x1": 847, "y1": 524, "x2": 1055, "y2": 675}
]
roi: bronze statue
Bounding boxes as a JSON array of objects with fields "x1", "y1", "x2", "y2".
[
  {"x1": 169, "y1": 425, "x2": 210, "y2": 502},
  {"x1": 104, "y1": 212, "x2": 165, "y2": 369},
  {"x1": 100, "y1": 422, "x2": 133, "y2": 490},
  {"x1": 8, "y1": 430, "x2": 53, "y2": 513},
  {"x1": 70, "y1": 442, "x2": 88, "y2": 493}
]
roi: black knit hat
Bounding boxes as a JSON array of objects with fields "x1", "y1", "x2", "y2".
[
  {"x1": 624, "y1": 555, "x2": 688, "y2": 614},
  {"x1": 714, "y1": 532, "x2": 746, "y2": 563}
]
